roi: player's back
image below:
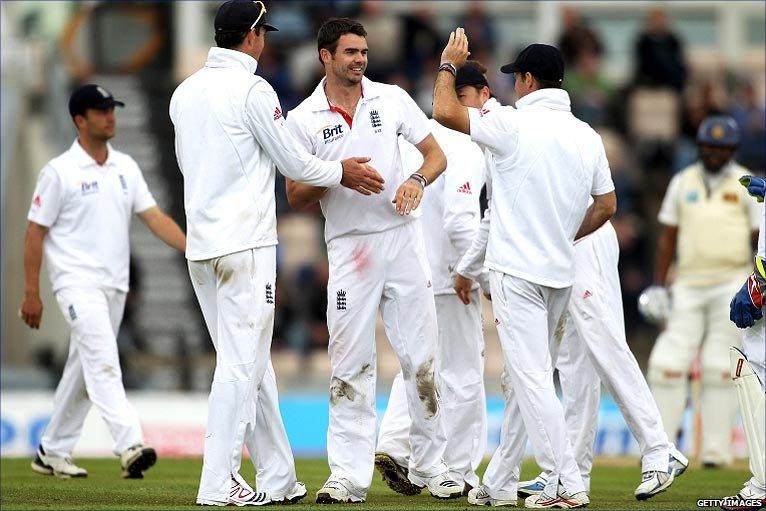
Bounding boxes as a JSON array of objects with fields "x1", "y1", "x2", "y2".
[{"x1": 170, "y1": 48, "x2": 278, "y2": 261}]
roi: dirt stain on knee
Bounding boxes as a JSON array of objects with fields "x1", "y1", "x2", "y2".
[
  {"x1": 416, "y1": 358, "x2": 438, "y2": 419},
  {"x1": 101, "y1": 364, "x2": 119, "y2": 379},
  {"x1": 554, "y1": 311, "x2": 568, "y2": 345},
  {"x1": 329, "y1": 377, "x2": 356, "y2": 406}
]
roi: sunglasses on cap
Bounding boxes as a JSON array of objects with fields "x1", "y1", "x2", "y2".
[{"x1": 249, "y1": 0, "x2": 266, "y2": 31}]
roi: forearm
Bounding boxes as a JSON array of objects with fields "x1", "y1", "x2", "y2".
[
  {"x1": 286, "y1": 179, "x2": 327, "y2": 210},
  {"x1": 23, "y1": 227, "x2": 44, "y2": 296},
  {"x1": 416, "y1": 147, "x2": 447, "y2": 186},
  {"x1": 147, "y1": 213, "x2": 186, "y2": 252},
  {"x1": 575, "y1": 193, "x2": 616, "y2": 241},
  {"x1": 432, "y1": 71, "x2": 469, "y2": 134}
]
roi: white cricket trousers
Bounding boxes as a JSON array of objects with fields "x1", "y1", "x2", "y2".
[
  {"x1": 648, "y1": 276, "x2": 744, "y2": 465},
  {"x1": 377, "y1": 290, "x2": 487, "y2": 488},
  {"x1": 42, "y1": 286, "x2": 143, "y2": 457},
  {"x1": 482, "y1": 271, "x2": 584, "y2": 501},
  {"x1": 189, "y1": 247, "x2": 296, "y2": 502},
  {"x1": 558, "y1": 225, "x2": 673, "y2": 481},
  {"x1": 325, "y1": 220, "x2": 448, "y2": 497}
]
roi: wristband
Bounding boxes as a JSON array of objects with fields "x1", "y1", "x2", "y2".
[
  {"x1": 409, "y1": 173, "x2": 427, "y2": 189},
  {"x1": 438, "y1": 62, "x2": 457, "y2": 76}
]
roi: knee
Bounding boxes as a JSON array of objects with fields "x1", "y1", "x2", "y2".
[
  {"x1": 648, "y1": 336, "x2": 690, "y2": 385},
  {"x1": 700, "y1": 356, "x2": 731, "y2": 386},
  {"x1": 329, "y1": 362, "x2": 374, "y2": 407}
]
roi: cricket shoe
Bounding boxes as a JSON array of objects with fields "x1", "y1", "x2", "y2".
[
  {"x1": 31, "y1": 445, "x2": 87, "y2": 479},
  {"x1": 228, "y1": 472, "x2": 270, "y2": 506},
  {"x1": 374, "y1": 452, "x2": 421, "y2": 496},
  {"x1": 634, "y1": 470, "x2": 674, "y2": 500},
  {"x1": 720, "y1": 481, "x2": 766, "y2": 511},
  {"x1": 271, "y1": 481, "x2": 308, "y2": 504},
  {"x1": 467, "y1": 485, "x2": 517, "y2": 507},
  {"x1": 315, "y1": 477, "x2": 365, "y2": 504},
  {"x1": 524, "y1": 489, "x2": 589, "y2": 509},
  {"x1": 669, "y1": 449, "x2": 689, "y2": 477},
  {"x1": 518, "y1": 473, "x2": 548, "y2": 499},
  {"x1": 120, "y1": 443, "x2": 157, "y2": 479},
  {"x1": 408, "y1": 470, "x2": 463, "y2": 499}
]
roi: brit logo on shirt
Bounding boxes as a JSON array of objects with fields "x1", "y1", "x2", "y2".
[
  {"x1": 369, "y1": 109, "x2": 382, "y2": 132},
  {"x1": 322, "y1": 123, "x2": 344, "y2": 144},
  {"x1": 118, "y1": 174, "x2": 128, "y2": 194},
  {"x1": 80, "y1": 180, "x2": 99, "y2": 195}
]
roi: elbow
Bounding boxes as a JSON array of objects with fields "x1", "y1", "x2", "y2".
[{"x1": 434, "y1": 148, "x2": 447, "y2": 175}]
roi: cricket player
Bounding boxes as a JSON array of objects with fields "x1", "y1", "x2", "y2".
[
  {"x1": 169, "y1": 1, "x2": 385, "y2": 506},
  {"x1": 23, "y1": 84, "x2": 186, "y2": 479},
  {"x1": 433, "y1": 32, "x2": 616, "y2": 508},
  {"x1": 722, "y1": 175, "x2": 765, "y2": 511},
  {"x1": 374, "y1": 61, "x2": 489, "y2": 496},
  {"x1": 640, "y1": 115, "x2": 763, "y2": 467},
  {"x1": 284, "y1": 18, "x2": 459, "y2": 503}
]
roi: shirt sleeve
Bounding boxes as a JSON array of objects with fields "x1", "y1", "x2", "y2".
[
  {"x1": 27, "y1": 165, "x2": 64, "y2": 227},
  {"x1": 245, "y1": 84, "x2": 343, "y2": 187},
  {"x1": 396, "y1": 87, "x2": 432, "y2": 146},
  {"x1": 591, "y1": 142, "x2": 616, "y2": 196},
  {"x1": 285, "y1": 110, "x2": 314, "y2": 154},
  {"x1": 657, "y1": 174, "x2": 682, "y2": 226},
  {"x1": 442, "y1": 139, "x2": 483, "y2": 259},
  {"x1": 132, "y1": 164, "x2": 157, "y2": 214},
  {"x1": 467, "y1": 105, "x2": 518, "y2": 156},
  {"x1": 456, "y1": 157, "x2": 492, "y2": 281}
]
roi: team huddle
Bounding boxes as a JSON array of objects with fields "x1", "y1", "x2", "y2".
[{"x1": 19, "y1": 0, "x2": 765, "y2": 509}]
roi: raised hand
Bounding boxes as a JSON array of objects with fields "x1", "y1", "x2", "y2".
[{"x1": 440, "y1": 27, "x2": 470, "y2": 69}]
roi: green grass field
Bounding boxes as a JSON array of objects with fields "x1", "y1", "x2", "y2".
[{"x1": 0, "y1": 457, "x2": 750, "y2": 510}]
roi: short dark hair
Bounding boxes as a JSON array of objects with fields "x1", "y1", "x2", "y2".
[
  {"x1": 215, "y1": 26, "x2": 263, "y2": 50},
  {"x1": 317, "y1": 18, "x2": 367, "y2": 63},
  {"x1": 533, "y1": 74, "x2": 563, "y2": 90}
]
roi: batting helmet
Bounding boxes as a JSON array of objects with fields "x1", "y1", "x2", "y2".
[{"x1": 696, "y1": 115, "x2": 740, "y2": 148}]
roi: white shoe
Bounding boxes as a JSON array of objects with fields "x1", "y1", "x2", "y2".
[
  {"x1": 720, "y1": 480, "x2": 766, "y2": 511},
  {"x1": 518, "y1": 473, "x2": 548, "y2": 498},
  {"x1": 31, "y1": 445, "x2": 87, "y2": 479},
  {"x1": 228, "y1": 472, "x2": 270, "y2": 506},
  {"x1": 271, "y1": 481, "x2": 308, "y2": 504},
  {"x1": 120, "y1": 443, "x2": 157, "y2": 479},
  {"x1": 409, "y1": 471, "x2": 463, "y2": 499},
  {"x1": 468, "y1": 485, "x2": 517, "y2": 506},
  {"x1": 669, "y1": 449, "x2": 689, "y2": 477},
  {"x1": 524, "y1": 490, "x2": 589, "y2": 508},
  {"x1": 315, "y1": 477, "x2": 365, "y2": 504},
  {"x1": 634, "y1": 470, "x2": 674, "y2": 500}
]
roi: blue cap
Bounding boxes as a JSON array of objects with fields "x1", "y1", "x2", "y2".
[{"x1": 696, "y1": 115, "x2": 740, "y2": 148}]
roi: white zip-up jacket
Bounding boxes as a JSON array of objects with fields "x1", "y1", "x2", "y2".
[
  {"x1": 170, "y1": 47, "x2": 343, "y2": 261},
  {"x1": 400, "y1": 119, "x2": 485, "y2": 295}
]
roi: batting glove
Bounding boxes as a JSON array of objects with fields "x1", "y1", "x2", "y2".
[
  {"x1": 739, "y1": 175, "x2": 766, "y2": 202},
  {"x1": 730, "y1": 273, "x2": 764, "y2": 328},
  {"x1": 638, "y1": 285, "x2": 670, "y2": 325}
]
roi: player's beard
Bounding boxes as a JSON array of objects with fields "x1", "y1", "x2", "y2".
[{"x1": 332, "y1": 61, "x2": 365, "y2": 87}]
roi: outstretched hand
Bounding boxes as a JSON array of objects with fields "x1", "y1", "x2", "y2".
[{"x1": 440, "y1": 27, "x2": 470, "y2": 69}]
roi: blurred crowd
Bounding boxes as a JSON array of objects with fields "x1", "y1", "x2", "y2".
[{"x1": 251, "y1": 3, "x2": 766, "y2": 359}]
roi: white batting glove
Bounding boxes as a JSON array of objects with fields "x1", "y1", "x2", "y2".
[{"x1": 638, "y1": 285, "x2": 670, "y2": 325}]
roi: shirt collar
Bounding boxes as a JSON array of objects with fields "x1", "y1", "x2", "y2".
[
  {"x1": 306, "y1": 76, "x2": 382, "y2": 112},
  {"x1": 205, "y1": 47, "x2": 259, "y2": 75},
  {"x1": 69, "y1": 139, "x2": 116, "y2": 168},
  {"x1": 515, "y1": 88, "x2": 571, "y2": 112}
]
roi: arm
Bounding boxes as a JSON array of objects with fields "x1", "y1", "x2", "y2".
[
  {"x1": 138, "y1": 206, "x2": 186, "y2": 253},
  {"x1": 574, "y1": 191, "x2": 617, "y2": 241},
  {"x1": 392, "y1": 134, "x2": 447, "y2": 215},
  {"x1": 20, "y1": 222, "x2": 48, "y2": 329},
  {"x1": 285, "y1": 178, "x2": 327, "y2": 211},
  {"x1": 654, "y1": 224, "x2": 678, "y2": 287},
  {"x1": 432, "y1": 29, "x2": 470, "y2": 135}
]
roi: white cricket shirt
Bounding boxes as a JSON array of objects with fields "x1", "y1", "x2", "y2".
[
  {"x1": 400, "y1": 119, "x2": 485, "y2": 295},
  {"x1": 170, "y1": 48, "x2": 343, "y2": 261},
  {"x1": 27, "y1": 140, "x2": 156, "y2": 292},
  {"x1": 286, "y1": 77, "x2": 432, "y2": 242},
  {"x1": 467, "y1": 89, "x2": 614, "y2": 288}
]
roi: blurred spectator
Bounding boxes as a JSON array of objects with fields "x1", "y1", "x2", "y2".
[
  {"x1": 729, "y1": 81, "x2": 766, "y2": 173},
  {"x1": 357, "y1": 0, "x2": 403, "y2": 80},
  {"x1": 564, "y1": 48, "x2": 614, "y2": 128},
  {"x1": 458, "y1": 2, "x2": 497, "y2": 56},
  {"x1": 401, "y1": 7, "x2": 440, "y2": 83},
  {"x1": 557, "y1": 5, "x2": 603, "y2": 66},
  {"x1": 634, "y1": 8, "x2": 687, "y2": 92}
]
